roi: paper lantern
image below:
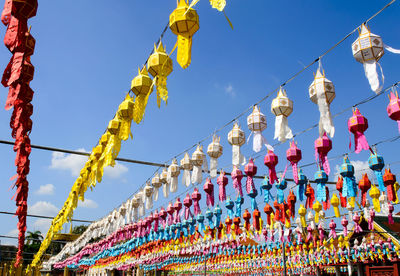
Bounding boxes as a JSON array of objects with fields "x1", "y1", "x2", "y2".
[
  {"x1": 160, "y1": 168, "x2": 169, "y2": 198},
  {"x1": 204, "y1": 178, "x2": 214, "y2": 207},
  {"x1": 144, "y1": 182, "x2": 154, "y2": 210},
  {"x1": 263, "y1": 203, "x2": 273, "y2": 226},
  {"x1": 368, "y1": 152, "x2": 385, "y2": 192},
  {"x1": 309, "y1": 68, "x2": 335, "y2": 137},
  {"x1": 314, "y1": 168, "x2": 328, "y2": 204},
  {"x1": 225, "y1": 198, "x2": 234, "y2": 219},
  {"x1": 387, "y1": 90, "x2": 400, "y2": 133},
  {"x1": 131, "y1": 66, "x2": 153, "y2": 124},
  {"x1": 340, "y1": 156, "x2": 356, "y2": 207},
  {"x1": 168, "y1": 158, "x2": 180, "y2": 193},
  {"x1": 287, "y1": 190, "x2": 296, "y2": 219},
  {"x1": 231, "y1": 166, "x2": 243, "y2": 197},
  {"x1": 137, "y1": 190, "x2": 145, "y2": 217},
  {"x1": 151, "y1": 173, "x2": 162, "y2": 202},
  {"x1": 11, "y1": 0, "x2": 38, "y2": 19},
  {"x1": 228, "y1": 123, "x2": 246, "y2": 166},
  {"x1": 314, "y1": 133, "x2": 332, "y2": 175},
  {"x1": 383, "y1": 168, "x2": 396, "y2": 202},
  {"x1": 173, "y1": 198, "x2": 183, "y2": 224},
  {"x1": 244, "y1": 158, "x2": 257, "y2": 195},
  {"x1": 191, "y1": 188, "x2": 201, "y2": 216},
  {"x1": 207, "y1": 135, "x2": 223, "y2": 178},
  {"x1": 107, "y1": 119, "x2": 121, "y2": 135},
  {"x1": 264, "y1": 150, "x2": 278, "y2": 184},
  {"x1": 180, "y1": 152, "x2": 193, "y2": 187},
  {"x1": 286, "y1": 141, "x2": 302, "y2": 183},
  {"x1": 276, "y1": 178, "x2": 287, "y2": 204},
  {"x1": 348, "y1": 108, "x2": 369, "y2": 153},
  {"x1": 147, "y1": 41, "x2": 173, "y2": 107},
  {"x1": 191, "y1": 145, "x2": 207, "y2": 184},
  {"x1": 358, "y1": 173, "x2": 371, "y2": 207},
  {"x1": 297, "y1": 169, "x2": 307, "y2": 202},
  {"x1": 247, "y1": 105, "x2": 271, "y2": 152},
  {"x1": 298, "y1": 204, "x2": 306, "y2": 228},
  {"x1": 369, "y1": 184, "x2": 381, "y2": 213},
  {"x1": 330, "y1": 194, "x2": 340, "y2": 218},
  {"x1": 217, "y1": 171, "x2": 228, "y2": 202},
  {"x1": 131, "y1": 196, "x2": 140, "y2": 221},
  {"x1": 247, "y1": 187, "x2": 258, "y2": 212},
  {"x1": 260, "y1": 176, "x2": 273, "y2": 203},
  {"x1": 183, "y1": 194, "x2": 193, "y2": 220},
  {"x1": 271, "y1": 88, "x2": 293, "y2": 142},
  {"x1": 305, "y1": 183, "x2": 315, "y2": 209},
  {"x1": 169, "y1": 0, "x2": 199, "y2": 69}
]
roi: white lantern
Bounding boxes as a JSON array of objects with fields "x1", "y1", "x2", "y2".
[
  {"x1": 180, "y1": 153, "x2": 193, "y2": 187},
  {"x1": 207, "y1": 135, "x2": 223, "y2": 178},
  {"x1": 168, "y1": 158, "x2": 180, "y2": 192},
  {"x1": 131, "y1": 196, "x2": 140, "y2": 221},
  {"x1": 247, "y1": 105, "x2": 271, "y2": 152},
  {"x1": 271, "y1": 88, "x2": 293, "y2": 142},
  {"x1": 309, "y1": 68, "x2": 335, "y2": 137},
  {"x1": 160, "y1": 168, "x2": 169, "y2": 197},
  {"x1": 144, "y1": 182, "x2": 154, "y2": 210},
  {"x1": 228, "y1": 123, "x2": 246, "y2": 166},
  {"x1": 137, "y1": 189, "x2": 145, "y2": 217},
  {"x1": 151, "y1": 173, "x2": 162, "y2": 201},
  {"x1": 191, "y1": 145, "x2": 207, "y2": 184}
]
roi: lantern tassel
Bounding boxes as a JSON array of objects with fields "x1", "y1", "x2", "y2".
[
  {"x1": 133, "y1": 93, "x2": 151, "y2": 124},
  {"x1": 374, "y1": 170, "x2": 386, "y2": 193},
  {"x1": 232, "y1": 145, "x2": 245, "y2": 166},
  {"x1": 155, "y1": 75, "x2": 168, "y2": 108},
  {"x1": 209, "y1": 158, "x2": 218, "y2": 179},
  {"x1": 163, "y1": 182, "x2": 170, "y2": 198},
  {"x1": 291, "y1": 162, "x2": 299, "y2": 184},
  {"x1": 363, "y1": 60, "x2": 384, "y2": 94},
  {"x1": 182, "y1": 169, "x2": 191, "y2": 188},
  {"x1": 274, "y1": 115, "x2": 293, "y2": 143},
  {"x1": 153, "y1": 187, "x2": 160, "y2": 202},
  {"x1": 191, "y1": 165, "x2": 202, "y2": 185},
  {"x1": 176, "y1": 35, "x2": 192, "y2": 69},
  {"x1": 317, "y1": 95, "x2": 335, "y2": 137},
  {"x1": 297, "y1": 183, "x2": 305, "y2": 201},
  {"x1": 351, "y1": 130, "x2": 370, "y2": 154}
]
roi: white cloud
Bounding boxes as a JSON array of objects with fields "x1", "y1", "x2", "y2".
[
  {"x1": 33, "y1": 218, "x2": 52, "y2": 234},
  {"x1": 78, "y1": 198, "x2": 98, "y2": 209},
  {"x1": 224, "y1": 84, "x2": 236, "y2": 98},
  {"x1": 334, "y1": 160, "x2": 374, "y2": 182},
  {"x1": 49, "y1": 149, "x2": 87, "y2": 177},
  {"x1": 30, "y1": 201, "x2": 59, "y2": 216},
  {"x1": 7, "y1": 229, "x2": 19, "y2": 236},
  {"x1": 104, "y1": 162, "x2": 128, "y2": 179},
  {"x1": 35, "y1": 184, "x2": 55, "y2": 196}
]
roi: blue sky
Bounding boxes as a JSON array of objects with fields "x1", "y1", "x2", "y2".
[{"x1": 1, "y1": 0, "x2": 400, "y2": 246}]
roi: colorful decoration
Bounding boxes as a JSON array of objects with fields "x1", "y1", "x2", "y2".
[
  {"x1": 167, "y1": 159, "x2": 180, "y2": 193},
  {"x1": 314, "y1": 133, "x2": 332, "y2": 175},
  {"x1": 348, "y1": 108, "x2": 369, "y2": 153},
  {"x1": 247, "y1": 105, "x2": 271, "y2": 152},
  {"x1": 231, "y1": 166, "x2": 243, "y2": 197},
  {"x1": 160, "y1": 168, "x2": 170, "y2": 197},
  {"x1": 260, "y1": 176, "x2": 273, "y2": 203},
  {"x1": 147, "y1": 41, "x2": 173, "y2": 107},
  {"x1": 336, "y1": 176, "x2": 347, "y2": 208},
  {"x1": 204, "y1": 178, "x2": 215, "y2": 208},
  {"x1": 151, "y1": 173, "x2": 162, "y2": 201},
  {"x1": 244, "y1": 158, "x2": 257, "y2": 194},
  {"x1": 276, "y1": 178, "x2": 287, "y2": 205},
  {"x1": 340, "y1": 156, "x2": 357, "y2": 207},
  {"x1": 191, "y1": 145, "x2": 207, "y2": 184},
  {"x1": 369, "y1": 184, "x2": 381, "y2": 213},
  {"x1": 264, "y1": 150, "x2": 279, "y2": 184},
  {"x1": 207, "y1": 135, "x2": 223, "y2": 178},
  {"x1": 144, "y1": 181, "x2": 154, "y2": 210},
  {"x1": 330, "y1": 193, "x2": 340, "y2": 217},
  {"x1": 286, "y1": 141, "x2": 302, "y2": 183},
  {"x1": 368, "y1": 152, "x2": 385, "y2": 192},
  {"x1": 169, "y1": 0, "x2": 199, "y2": 69},
  {"x1": 191, "y1": 188, "x2": 201, "y2": 216},
  {"x1": 387, "y1": 90, "x2": 400, "y2": 133},
  {"x1": 271, "y1": 88, "x2": 293, "y2": 142},
  {"x1": 131, "y1": 66, "x2": 153, "y2": 124},
  {"x1": 217, "y1": 170, "x2": 228, "y2": 202},
  {"x1": 228, "y1": 122, "x2": 246, "y2": 166},
  {"x1": 383, "y1": 168, "x2": 396, "y2": 202},
  {"x1": 180, "y1": 152, "x2": 192, "y2": 187},
  {"x1": 314, "y1": 168, "x2": 328, "y2": 204},
  {"x1": 297, "y1": 169, "x2": 307, "y2": 201},
  {"x1": 305, "y1": 182, "x2": 315, "y2": 209},
  {"x1": 309, "y1": 68, "x2": 335, "y2": 137},
  {"x1": 358, "y1": 173, "x2": 371, "y2": 207}
]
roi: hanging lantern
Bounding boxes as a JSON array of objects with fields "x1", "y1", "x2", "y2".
[
  {"x1": 260, "y1": 176, "x2": 273, "y2": 203},
  {"x1": 352, "y1": 24, "x2": 384, "y2": 93},
  {"x1": 225, "y1": 198, "x2": 234, "y2": 219},
  {"x1": 340, "y1": 156, "x2": 357, "y2": 207},
  {"x1": 369, "y1": 184, "x2": 381, "y2": 213},
  {"x1": 144, "y1": 182, "x2": 154, "y2": 210},
  {"x1": 276, "y1": 178, "x2": 287, "y2": 204},
  {"x1": 244, "y1": 158, "x2": 257, "y2": 195},
  {"x1": 330, "y1": 193, "x2": 340, "y2": 218},
  {"x1": 314, "y1": 133, "x2": 332, "y2": 175},
  {"x1": 383, "y1": 168, "x2": 396, "y2": 202},
  {"x1": 336, "y1": 176, "x2": 347, "y2": 208},
  {"x1": 228, "y1": 123, "x2": 246, "y2": 166},
  {"x1": 312, "y1": 201, "x2": 322, "y2": 223},
  {"x1": 107, "y1": 118, "x2": 121, "y2": 135},
  {"x1": 168, "y1": 159, "x2": 180, "y2": 193},
  {"x1": 151, "y1": 173, "x2": 162, "y2": 202},
  {"x1": 204, "y1": 178, "x2": 215, "y2": 208},
  {"x1": 287, "y1": 190, "x2": 296, "y2": 219},
  {"x1": 263, "y1": 203, "x2": 273, "y2": 226},
  {"x1": 183, "y1": 194, "x2": 193, "y2": 220},
  {"x1": 131, "y1": 196, "x2": 140, "y2": 221},
  {"x1": 286, "y1": 141, "x2": 302, "y2": 183},
  {"x1": 305, "y1": 183, "x2": 315, "y2": 209},
  {"x1": 207, "y1": 135, "x2": 223, "y2": 178},
  {"x1": 368, "y1": 152, "x2": 385, "y2": 192},
  {"x1": 247, "y1": 187, "x2": 258, "y2": 212},
  {"x1": 191, "y1": 188, "x2": 201, "y2": 216},
  {"x1": 147, "y1": 41, "x2": 173, "y2": 107},
  {"x1": 387, "y1": 90, "x2": 400, "y2": 133},
  {"x1": 264, "y1": 150, "x2": 279, "y2": 184},
  {"x1": 271, "y1": 88, "x2": 293, "y2": 142},
  {"x1": 131, "y1": 66, "x2": 153, "y2": 124},
  {"x1": 348, "y1": 108, "x2": 369, "y2": 153},
  {"x1": 309, "y1": 68, "x2": 335, "y2": 137},
  {"x1": 217, "y1": 170, "x2": 228, "y2": 202},
  {"x1": 180, "y1": 152, "x2": 193, "y2": 188},
  {"x1": 167, "y1": 202, "x2": 174, "y2": 225},
  {"x1": 247, "y1": 105, "x2": 271, "y2": 152},
  {"x1": 231, "y1": 166, "x2": 243, "y2": 197},
  {"x1": 159, "y1": 168, "x2": 170, "y2": 199},
  {"x1": 169, "y1": 0, "x2": 199, "y2": 69},
  {"x1": 191, "y1": 145, "x2": 207, "y2": 184},
  {"x1": 358, "y1": 173, "x2": 371, "y2": 207},
  {"x1": 315, "y1": 168, "x2": 328, "y2": 204},
  {"x1": 298, "y1": 204, "x2": 307, "y2": 228},
  {"x1": 297, "y1": 169, "x2": 307, "y2": 202}
]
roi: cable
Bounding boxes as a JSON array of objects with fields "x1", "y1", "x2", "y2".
[
  {"x1": 0, "y1": 235, "x2": 71, "y2": 244},
  {"x1": 0, "y1": 211, "x2": 92, "y2": 223}
]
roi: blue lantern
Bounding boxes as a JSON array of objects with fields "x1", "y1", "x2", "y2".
[
  {"x1": 297, "y1": 169, "x2": 307, "y2": 201},
  {"x1": 368, "y1": 152, "x2": 385, "y2": 192},
  {"x1": 260, "y1": 176, "x2": 274, "y2": 203},
  {"x1": 315, "y1": 167, "x2": 328, "y2": 203},
  {"x1": 340, "y1": 156, "x2": 356, "y2": 198},
  {"x1": 197, "y1": 214, "x2": 205, "y2": 233},
  {"x1": 205, "y1": 209, "x2": 214, "y2": 228},
  {"x1": 235, "y1": 196, "x2": 244, "y2": 218},
  {"x1": 276, "y1": 178, "x2": 287, "y2": 204},
  {"x1": 247, "y1": 188, "x2": 258, "y2": 211},
  {"x1": 214, "y1": 205, "x2": 222, "y2": 227},
  {"x1": 225, "y1": 198, "x2": 234, "y2": 219}
]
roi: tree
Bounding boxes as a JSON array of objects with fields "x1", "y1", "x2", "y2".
[
  {"x1": 25, "y1": 231, "x2": 43, "y2": 246},
  {"x1": 72, "y1": 225, "x2": 88, "y2": 235}
]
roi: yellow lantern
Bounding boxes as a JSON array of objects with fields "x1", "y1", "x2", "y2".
[
  {"x1": 147, "y1": 41, "x2": 173, "y2": 108},
  {"x1": 131, "y1": 66, "x2": 153, "y2": 124},
  {"x1": 169, "y1": 0, "x2": 199, "y2": 69},
  {"x1": 107, "y1": 119, "x2": 121, "y2": 135},
  {"x1": 271, "y1": 88, "x2": 293, "y2": 142},
  {"x1": 369, "y1": 184, "x2": 381, "y2": 213}
]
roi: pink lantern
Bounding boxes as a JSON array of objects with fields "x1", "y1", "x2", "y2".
[
  {"x1": 167, "y1": 202, "x2": 174, "y2": 225},
  {"x1": 173, "y1": 198, "x2": 182, "y2": 223},
  {"x1": 314, "y1": 133, "x2": 332, "y2": 175},
  {"x1": 231, "y1": 166, "x2": 243, "y2": 196},
  {"x1": 244, "y1": 158, "x2": 257, "y2": 194},
  {"x1": 217, "y1": 171, "x2": 228, "y2": 202},
  {"x1": 286, "y1": 141, "x2": 302, "y2": 183},
  {"x1": 191, "y1": 188, "x2": 201, "y2": 216},
  {"x1": 387, "y1": 91, "x2": 400, "y2": 133},
  {"x1": 203, "y1": 178, "x2": 214, "y2": 207},
  {"x1": 264, "y1": 150, "x2": 279, "y2": 184},
  {"x1": 183, "y1": 194, "x2": 193, "y2": 220},
  {"x1": 348, "y1": 108, "x2": 369, "y2": 153}
]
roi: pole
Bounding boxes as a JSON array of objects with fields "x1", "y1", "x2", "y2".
[{"x1": 282, "y1": 241, "x2": 287, "y2": 276}]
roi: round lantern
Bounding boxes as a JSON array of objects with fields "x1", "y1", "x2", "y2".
[
  {"x1": 383, "y1": 168, "x2": 396, "y2": 202},
  {"x1": 348, "y1": 108, "x2": 369, "y2": 154},
  {"x1": 130, "y1": 66, "x2": 153, "y2": 124},
  {"x1": 358, "y1": 173, "x2": 371, "y2": 207},
  {"x1": 340, "y1": 156, "x2": 356, "y2": 204},
  {"x1": 314, "y1": 133, "x2": 332, "y2": 175},
  {"x1": 228, "y1": 123, "x2": 246, "y2": 166},
  {"x1": 352, "y1": 24, "x2": 384, "y2": 93},
  {"x1": 160, "y1": 168, "x2": 169, "y2": 198},
  {"x1": 309, "y1": 68, "x2": 335, "y2": 137},
  {"x1": 271, "y1": 88, "x2": 293, "y2": 142},
  {"x1": 264, "y1": 150, "x2": 278, "y2": 184},
  {"x1": 368, "y1": 152, "x2": 385, "y2": 193},
  {"x1": 387, "y1": 90, "x2": 400, "y2": 133},
  {"x1": 314, "y1": 168, "x2": 328, "y2": 204},
  {"x1": 191, "y1": 145, "x2": 207, "y2": 184},
  {"x1": 286, "y1": 141, "x2": 302, "y2": 183},
  {"x1": 180, "y1": 152, "x2": 193, "y2": 187},
  {"x1": 144, "y1": 182, "x2": 154, "y2": 210},
  {"x1": 247, "y1": 105, "x2": 269, "y2": 152},
  {"x1": 191, "y1": 188, "x2": 201, "y2": 216},
  {"x1": 151, "y1": 173, "x2": 162, "y2": 202},
  {"x1": 207, "y1": 135, "x2": 223, "y2": 178},
  {"x1": 168, "y1": 158, "x2": 180, "y2": 193},
  {"x1": 147, "y1": 41, "x2": 173, "y2": 107},
  {"x1": 169, "y1": 0, "x2": 199, "y2": 69}
]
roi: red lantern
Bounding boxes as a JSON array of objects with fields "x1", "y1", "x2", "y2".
[
  {"x1": 253, "y1": 209, "x2": 261, "y2": 231},
  {"x1": 358, "y1": 173, "x2": 371, "y2": 207},
  {"x1": 264, "y1": 150, "x2": 279, "y2": 184},
  {"x1": 387, "y1": 91, "x2": 400, "y2": 133},
  {"x1": 273, "y1": 200, "x2": 281, "y2": 222},
  {"x1": 244, "y1": 158, "x2": 257, "y2": 194},
  {"x1": 233, "y1": 217, "x2": 241, "y2": 235},
  {"x1": 203, "y1": 178, "x2": 214, "y2": 207},
  {"x1": 336, "y1": 176, "x2": 347, "y2": 208},
  {"x1": 305, "y1": 183, "x2": 315, "y2": 209},
  {"x1": 314, "y1": 133, "x2": 332, "y2": 175},
  {"x1": 173, "y1": 198, "x2": 182, "y2": 223},
  {"x1": 383, "y1": 168, "x2": 396, "y2": 202},
  {"x1": 243, "y1": 209, "x2": 251, "y2": 231},
  {"x1": 11, "y1": 0, "x2": 38, "y2": 20},
  {"x1": 287, "y1": 190, "x2": 296, "y2": 218},
  {"x1": 286, "y1": 141, "x2": 302, "y2": 183},
  {"x1": 225, "y1": 217, "x2": 232, "y2": 234},
  {"x1": 263, "y1": 203, "x2": 273, "y2": 225},
  {"x1": 348, "y1": 108, "x2": 369, "y2": 153}
]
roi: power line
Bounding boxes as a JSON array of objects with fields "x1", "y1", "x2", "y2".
[
  {"x1": 0, "y1": 211, "x2": 92, "y2": 223},
  {"x1": 0, "y1": 235, "x2": 71, "y2": 245}
]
